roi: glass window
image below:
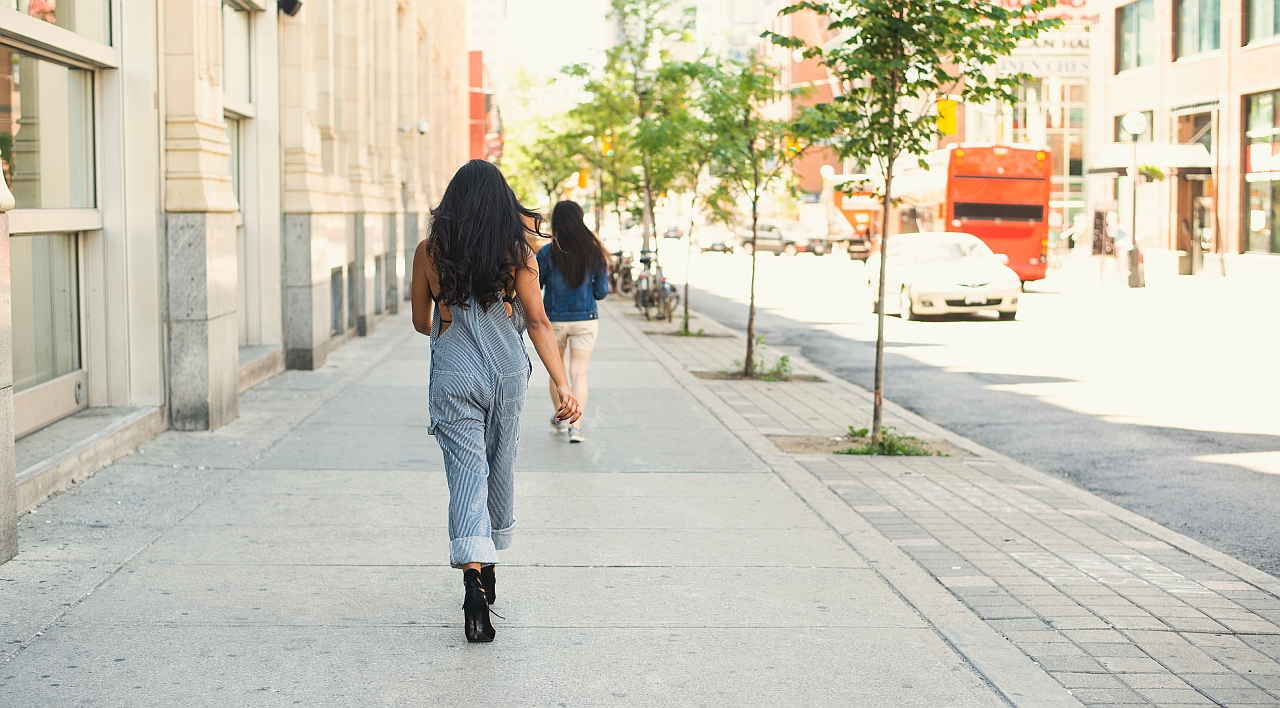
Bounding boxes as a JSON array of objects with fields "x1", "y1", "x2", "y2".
[
  {"x1": 0, "y1": 48, "x2": 95, "y2": 209},
  {"x1": 1248, "y1": 0, "x2": 1280, "y2": 42},
  {"x1": 1117, "y1": 0, "x2": 1155, "y2": 72},
  {"x1": 1246, "y1": 91, "x2": 1280, "y2": 253},
  {"x1": 1114, "y1": 111, "x2": 1154, "y2": 142},
  {"x1": 222, "y1": 3, "x2": 251, "y2": 104},
  {"x1": 5, "y1": 0, "x2": 110, "y2": 45},
  {"x1": 11, "y1": 233, "x2": 80, "y2": 391},
  {"x1": 1177, "y1": 0, "x2": 1220, "y2": 57}
]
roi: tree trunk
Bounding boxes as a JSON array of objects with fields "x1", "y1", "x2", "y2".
[
  {"x1": 744, "y1": 198, "x2": 760, "y2": 378},
  {"x1": 871, "y1": 68, "x2": 900, "y2": 446},
  {"x1": 682, "y1": 212, "x2": 695, "y2": 333},
  {"x1": 641, "y1": 160, "x2": 655, "y2": 254}
]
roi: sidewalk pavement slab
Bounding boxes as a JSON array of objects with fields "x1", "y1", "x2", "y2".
[{"x1": 2, "y1": 306, "x2": 1017, "y2": 707}]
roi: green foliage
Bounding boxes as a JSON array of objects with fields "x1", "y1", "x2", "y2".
[
  {"x1": 566, "y1": 0, "x2": 697, "y2": 243},
  {"x1": 835, "y1": 428, "x2": 937, "y2": 456},
  {"x1": 761, "y1": 355, "x2": 792, "y2": 381},
  {"x1": 769, "y1": 1, "x2": 1062, "y2": 177},
  {"x1": 506, "y1": 128, "x2": 583, "y2": 208},
  {"x1": 1137, "y1": 164, "x2": 1165, "y2": 182},
  {"x1": 846, "y1": 426, "x2": 870, "y2": 439},
  {"x1": 697, "y1": 54, "x2": 808, "y2": 377}
]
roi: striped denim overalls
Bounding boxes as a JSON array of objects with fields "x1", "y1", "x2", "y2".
[{"x1": 428, "y1": 293, "x2": 531, "y2": 568}]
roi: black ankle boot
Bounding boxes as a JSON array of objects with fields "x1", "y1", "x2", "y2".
[
  {"x1": 480, "y1": 565, "x2": 496, "y2": 605},
  {"x1": 463, "y1": 568, "x2": 495, "y2": 643}
]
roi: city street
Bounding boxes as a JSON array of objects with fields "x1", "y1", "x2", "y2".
[{"x1": 668, "y1": 244, "x2": 1280, "y2": 576}]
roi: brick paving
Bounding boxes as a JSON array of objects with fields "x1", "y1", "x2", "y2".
[{"x1": 637, "y1": 301, "x2": 1280, "y2": 707}]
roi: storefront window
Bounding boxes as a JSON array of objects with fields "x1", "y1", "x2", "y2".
[
  {"x1": 1114, "y1": 111, "x2": 1154, "y2": 142},
  {"x1": 1010, "y1": 78, "x2": 1088, "y2": 237},
  {"x1": 222, "y1": 3, "x2": 251, "y2": 104},
  {"x1": 11, "y1": 232, "x2": 80, "y2": 392},
  {"x1": 1117, "y1": 0, "x2": 1155, "y2": 72},
  {"x1": 1246, "y1": 91, "x2": 1280, "y2": 254},
  {"x1": 4, "y1": 0, "x2": 110, "y2": 45},
  {"x1": 1177, "y1": 0, "x2": 1220, "y2": 57},
  {"x1": 1249, "y1": 0, "x2": 1280, "y2": 42},
  {"x1": 0, "y1": 48, "x2": 95, "y2": 209}
]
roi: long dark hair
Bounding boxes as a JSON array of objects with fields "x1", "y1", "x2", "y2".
[
  {"x1": 549, "y1": 201, "x2": 607, "y2": 289},
  {"x1": 427, "y1": 160, "x2": 541, "y2": 310}
]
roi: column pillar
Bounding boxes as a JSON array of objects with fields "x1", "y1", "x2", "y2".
[
  {"x1": 163, "y1": 0, "x2": 240, "y2": 430},
  {"x1": 0, "y1": 178, "x2": 15, "y2": 563},
  {"x1": 403, "y1": 211, "x2": 418, "y2": 301}
]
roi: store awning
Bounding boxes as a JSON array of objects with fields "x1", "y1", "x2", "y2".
[{"x1": 1089, "y1": 142, "x2": 1213, "y2": 176}]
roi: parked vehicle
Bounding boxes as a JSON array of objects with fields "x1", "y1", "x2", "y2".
[
  {"x1": 867, "y1": 232, "x2": 1022, "y2": 321},
  {"x1": 738, "y1": 219, "x2": 827, "y2": 256},
  {"x1": 695, "y1": 223, "x2": 736, "y2": 253},
  {"x1": 662, "y1": 226, "x2": 684, "y2": 239}
]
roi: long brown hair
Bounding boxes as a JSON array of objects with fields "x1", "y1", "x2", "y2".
[
  {"x1": 549, "y1": 200, "x2": 607, "y2": 288},
  {"x1": 427, "y1": 160, "x2": 541, "y2": 310}
]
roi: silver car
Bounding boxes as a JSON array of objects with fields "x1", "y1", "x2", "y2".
[{"x1": 867, "y1": 232, "x2": 1022, "y2": 321}]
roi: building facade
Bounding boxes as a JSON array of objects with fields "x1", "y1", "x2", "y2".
[
  {"x1": 1090, "y1": 0, "x2": 1280, "y2": 274},
  {"x1": 0, "y1": 0, "x2": 470, "y2": 563}
]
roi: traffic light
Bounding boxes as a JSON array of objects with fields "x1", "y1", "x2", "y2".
[
  {"x1": 937, "y1": 98, "x2": 958, "y2": 136},
  {"x1": 785, "y1": 137, "x2": 800, "y2": 156},
  {"x1": 578, "y1": 166, "x2": 589, "y2": 188},
  {"x1": 602, "y1": 134, "x2": 615, "y2": 157}
]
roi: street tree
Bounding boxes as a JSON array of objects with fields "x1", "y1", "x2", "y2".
[
  {"x1": 565, "y1": 68, "x2": 638, "y2": 235},
  {"x1": 703, "y1": 54, "x2": 804, "y2": 376},
  {"x1": 509, "y1": 128, "x2": 584, "y2": 210},
  {"x1": 589, "y1": 0, "x2": 695, "y2": 252},
  {"x1": 769, "y1": 0, "x2": 1059, "y2": 443},
  {"x1": 666, "y1": 58, "x2": 730, "y2": 334}
]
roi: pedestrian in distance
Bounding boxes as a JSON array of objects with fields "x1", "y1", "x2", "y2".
[
  {"x1": 538, "y1": 201, "x2": 610, "y2": 443},
  {"x1": 411, "y1": 160, "x2": 582, "y2": 643}
]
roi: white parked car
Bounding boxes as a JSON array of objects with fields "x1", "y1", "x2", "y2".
[{"x1": 866, "y1": 232, "x2": 1022, "y2": 321}]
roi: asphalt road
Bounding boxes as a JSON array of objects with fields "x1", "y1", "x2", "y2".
[{"x1": 667, "y1": 247, "x2": 1280, "y2": 576}]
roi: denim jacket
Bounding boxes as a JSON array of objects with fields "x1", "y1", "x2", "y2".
[{"x1": 537, "y1": 244, "x2": 610, "y2": 321}]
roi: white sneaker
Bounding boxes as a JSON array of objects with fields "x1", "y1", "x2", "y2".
[
  {"x1": 568, "y1": 426, "x2": 585, "y2": 443},
  {"x1": 550, "y1": 413, "x2": 568, "y2": 433}
]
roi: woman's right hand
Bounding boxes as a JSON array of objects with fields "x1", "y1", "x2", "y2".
[{"x1": 555, "y1": 384, "x2": 582, "y2": 424}]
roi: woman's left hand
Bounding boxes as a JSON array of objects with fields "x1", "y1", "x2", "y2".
[{"x1": 554, "y1": 385, "x2": 582, "y2": 424}]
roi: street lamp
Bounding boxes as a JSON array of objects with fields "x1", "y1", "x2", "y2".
[{"x1": 1121, "y1": 110, "x2": 1147, "y2": 288}]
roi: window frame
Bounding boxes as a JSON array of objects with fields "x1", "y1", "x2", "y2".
[
  {"x1": 1174, "y1": 0, "x2": 1221, "y2": 59},
  {"x1": 0, "y1": 5, "x2": 109, "y2": 431},
  {"x1": 1115, "y1": 0, "x2": 1156, "y2": 73},
  {"x1": 1243, "y1": 89, "x2": 1280, "y2": 254},
  {"x1": 12, "y1": 230, "x2": 89, "y2": 437},
  {"x1": 1245, "y1": 0, "x2": 1280, "y2": 45}
]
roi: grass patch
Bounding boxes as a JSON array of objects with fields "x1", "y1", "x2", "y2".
[{"x1": 835, "y1": 426, "x2": 942, "y2": 456}]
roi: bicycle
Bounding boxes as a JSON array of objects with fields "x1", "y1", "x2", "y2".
[
  {"x1": 610, "y1": 251, "x2": 635, "y2": 295},
  {"x1": 633, "y1": 249, "x2": 680, "y2": 321}
]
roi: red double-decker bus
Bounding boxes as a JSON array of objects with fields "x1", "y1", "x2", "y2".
[{"x1": 888, "y1": 144, "x2": 1053, "y2": 282}]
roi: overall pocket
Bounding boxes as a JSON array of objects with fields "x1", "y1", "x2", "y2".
[{"x1": 496, "y1": 371, "x2": 528, "y2": 420}]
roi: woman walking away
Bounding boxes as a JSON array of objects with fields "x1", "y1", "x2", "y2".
[
  {"x1": 538, "y1": 201, "x2": 610, "y2": 443},
  {"x1": 411, "y1": 160, "x2": 581, "y2": 643}
]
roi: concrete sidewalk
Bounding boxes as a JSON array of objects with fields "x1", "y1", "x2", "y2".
[{"x1": 0, "y1": 299, "x2": 1276, "y2": 706}]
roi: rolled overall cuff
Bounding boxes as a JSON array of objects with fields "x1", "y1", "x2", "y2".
[
  {"x1": 491, "y1": 519, "x2": 517, "y2": 551},
  {"x1": 450, "y1": 536, "x2": 499, "y2": 568}
]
